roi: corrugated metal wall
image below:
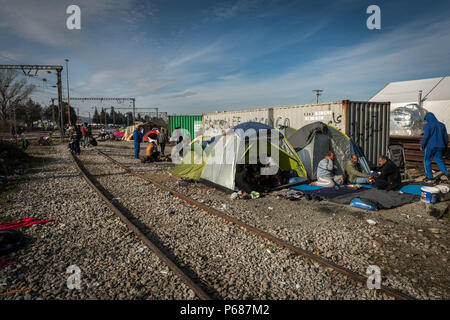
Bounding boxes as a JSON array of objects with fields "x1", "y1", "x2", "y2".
[
  {"x1": 344, "y1": 101, "x2": 390, "y2": 167},
  {"x1": 169, "y1": 115, "x2": 203, "y2": 140}
]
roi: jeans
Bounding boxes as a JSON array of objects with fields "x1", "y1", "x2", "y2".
[
  {"x1": 134, "y1": 143, "x2": 140, "y2": 159},
  {"x1": 82, "y1": 136, "x2": 89, "y2": 147},
  {"x1": 160, "y1": 143, "x2": 165, "y2": 156},
  {"x1": 424, "y1": 147, "x2": 448, "y2": 179},
  {"x1": 355, "y1": 177, "x2": 371, "y2": 184}
]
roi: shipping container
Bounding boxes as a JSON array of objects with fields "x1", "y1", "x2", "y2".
[
  {"x1": 202, "y1": 100, "x2": 390, "y2": 167},
  {"x1": 168, "y1": 115, "x2": 203, "y2": 141}
]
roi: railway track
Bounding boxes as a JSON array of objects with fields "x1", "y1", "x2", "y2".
[{"x1": 70, "y1": 148, "x2": 416, "y2": 300}]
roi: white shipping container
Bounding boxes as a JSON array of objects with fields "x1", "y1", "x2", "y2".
[
  {"x1": 202, "y1": 100, "x2": 390, "y2": 167},
  {"x1": 203, "y1": 101, "x2": 346, "y2": 136}
]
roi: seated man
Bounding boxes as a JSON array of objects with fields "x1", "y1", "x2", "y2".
[
  {"x1": 141, "y1": 141, "x2": 159, "y2": 163},
  {"x1": 371, "y1": 155, "x2": 401, "y2": 191},
  {"x1": 345, "y1": 154, "x2": 370, "y2": 184},
  {"x1": 313, "y1": 151, "x2": 344, "y2": 187},
  {"x1": 259, "y1": 157, "x2": 282, "y2": 189}
]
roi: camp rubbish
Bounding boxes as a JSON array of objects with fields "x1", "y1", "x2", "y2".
[
  {"x1": 230, "y1": 190, "x2": 242, "y2": 200},
  {"x1": 266, "y1": 246, "x2": 277, "y2": 254},
  {"x1": 435, "y1": 185, "x2": 449, "y2": 194},
  {"x1": 250, "y1": 191, "x2": 260, "y2": 199},
  {"x1": 351, "y1": 198, "x2": 376, "y2": 211},
  {"x1": 420, "y1": 186, "x2": 441, "y2": 204},
  {"x1": 366, "y1": 219, "x2": 377, "y2": 225},
  {"x1": 284, "y1": 192, "x2": 302, "y2": 200}
]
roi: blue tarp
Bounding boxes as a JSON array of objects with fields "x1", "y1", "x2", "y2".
[{"x1": 291, "y1": 183, "x2": 425, "y2": 196}]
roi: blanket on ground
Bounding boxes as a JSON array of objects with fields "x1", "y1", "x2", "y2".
[
  {"x1": 291, "y1": 182, "x2": 428, "y2": 209},
  {"x1": 331, "y1": 189, "x2": 419, "y2": 209}
]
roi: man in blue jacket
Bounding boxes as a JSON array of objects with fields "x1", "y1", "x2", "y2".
[
  {"x1": 133, "y1": 126, "x2": 144, "y2": 159},
  {"x1": 420, "y1": 112, "x2": 449, "y2": 182}
]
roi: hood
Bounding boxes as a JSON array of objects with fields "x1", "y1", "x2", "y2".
[{"x1": 424, "y1": 112, "x2": 438, "y2": 123}]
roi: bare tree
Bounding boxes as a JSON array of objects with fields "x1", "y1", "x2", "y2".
[{"x1": 0, "y1": 70, "x2": 35, "y2": 123}]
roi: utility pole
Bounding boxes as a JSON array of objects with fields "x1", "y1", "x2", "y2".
[
  {"x1": 312, "y1": 89, "x2": 323, "y2": 104},
  {"x1": 50, "y1": 98, "x2": 55, "y2": 128},
  {"x1": 0, "y1": 65, "x2": 64, "y2": 141},
  {"x1": 132, "y1": 98, "x2": 136, "y2": 125},
  {"x1": 65, "y1": 59, "x2": 71, "y2": 126},
  {"x1": 56, "y1": 68, "x2": 64, "y2": 141}
]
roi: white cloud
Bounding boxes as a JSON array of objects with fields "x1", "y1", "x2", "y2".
[
  {"x1": 146, "y1": 17, "x2": 450, "y2": 113},
  {"x1": 0, "y1": 0, "x2": 154, "y2": 46},
  {"x1": 170, "y1": 90, "x2": 197, "y2": 99}
]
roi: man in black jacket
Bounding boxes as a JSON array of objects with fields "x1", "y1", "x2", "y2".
[{"x1": 371, "y1": 155, "x2": 401, "y2": 191}]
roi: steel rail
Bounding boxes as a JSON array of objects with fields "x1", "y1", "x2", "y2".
[
  {"x1": 97, "y1": 149, "x2": 416, "y2": 300},
  {"x1": 70, "y1": 152, "x2": 212, "y2": 300}
]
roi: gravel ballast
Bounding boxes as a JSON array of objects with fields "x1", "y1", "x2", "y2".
[
  {"x1": 1, "y1": 144, "x2": 191, "y2": 300},
  {"x1": 96, "y1": 141, "x2": 450, "y2": 299},
  {"x1": 1, "y1": 140, "x2": 449, "y2": 299}
]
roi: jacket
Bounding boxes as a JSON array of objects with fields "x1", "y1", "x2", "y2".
[
  {"x1": 316, "y1": 158, "x2": 336, "y2": 178},
  {"x1": 157, "y1": 132, "x2": 168, "y2": 144},
  {"x1": 345, "y1": 160, "x2": 369, "y2": 183},
  {"x1": 75, "y1": 127, "x2": 82, "y2": 140},
  {"x1": 146, "y1": 142, "x2": 156, "y2": 156},
  {"x1": 133, "y1": 130, "x2": 143, "y2": 144},
  {"x1": 377, "y1": 159, "x2": 401, "y2": 190},
  {"x1": 81, "y1": 127, "x2": 87, "y2": 136},
  {"x1": 421, "y1": 112, "x2": 448, "y2": 149}
]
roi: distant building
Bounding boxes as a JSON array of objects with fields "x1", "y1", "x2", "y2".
[{"x1": 370, "y1": 76, "x2": 450, "y2": 134}]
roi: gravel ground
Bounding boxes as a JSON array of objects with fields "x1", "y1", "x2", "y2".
[
  {"x1": 0, "y1": 144, "x2": 192, "y2": 300},
  {"x1": 1, "y1": 140, "x2": 448, "y2": 300},
  {"x1": 78, "y1": 147, "x2": 389, "y2": 300},
  {"x1": 97, "y1": 141, "x2": 450, "y2": 300}
]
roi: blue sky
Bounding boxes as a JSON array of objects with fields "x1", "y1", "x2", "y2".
[{"x1": 0, "y1": 0, "x2": 449, "y2": 117}]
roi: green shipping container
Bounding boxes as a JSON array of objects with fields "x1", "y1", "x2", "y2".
[{"x1": 169, "y1": 115, "x2": 203, "y2": 140}]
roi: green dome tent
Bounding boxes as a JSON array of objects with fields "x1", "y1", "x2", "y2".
[
  {"x1": 286, "y1": 122, "x2": 370, "y2": 180},
  {"x1": 170, "y1": 122, "x2": 307, "y2": 191}
]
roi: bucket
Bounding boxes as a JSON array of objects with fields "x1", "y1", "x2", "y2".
[{"x1": 420, "y1": 186, "x2": 440, "y2": 204}]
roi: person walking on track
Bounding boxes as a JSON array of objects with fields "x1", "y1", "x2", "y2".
[
  {"x1": 420, "y1": 112, "x2": 450, "y2": 183},
  {"x1": 133, "y1": 126, "x2": 144, "y2": 159},
  {"x1": 81, "y1": 123, "x2": 88, "y2": 147},
  {"x1": 157, "y1": 128, "x2": 169, "y2": 156}
]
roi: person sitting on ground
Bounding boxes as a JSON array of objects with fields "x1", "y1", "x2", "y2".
[
  {"x1": 371, "y1": 155, "x2": 401, "y2": 191},
  {"x1": 312, "y1": 151, "x2": 344, "y2": 187},
  {"x1": 345, "y1": 154, "x2": 370, "y2": 184},
  {"x1": 141, "y1": 140, "x2": 159, "y2": 163},
  {"x1": 259, "y1": 156, "x2": 282, "y2": 188},
  {"x1": 89, "y1": 135, "x2": 98, "y2": 147}
]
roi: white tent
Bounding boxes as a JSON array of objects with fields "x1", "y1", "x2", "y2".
[{"x1": 370, "y1": 77, "x2": 450, "y2": 133}]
